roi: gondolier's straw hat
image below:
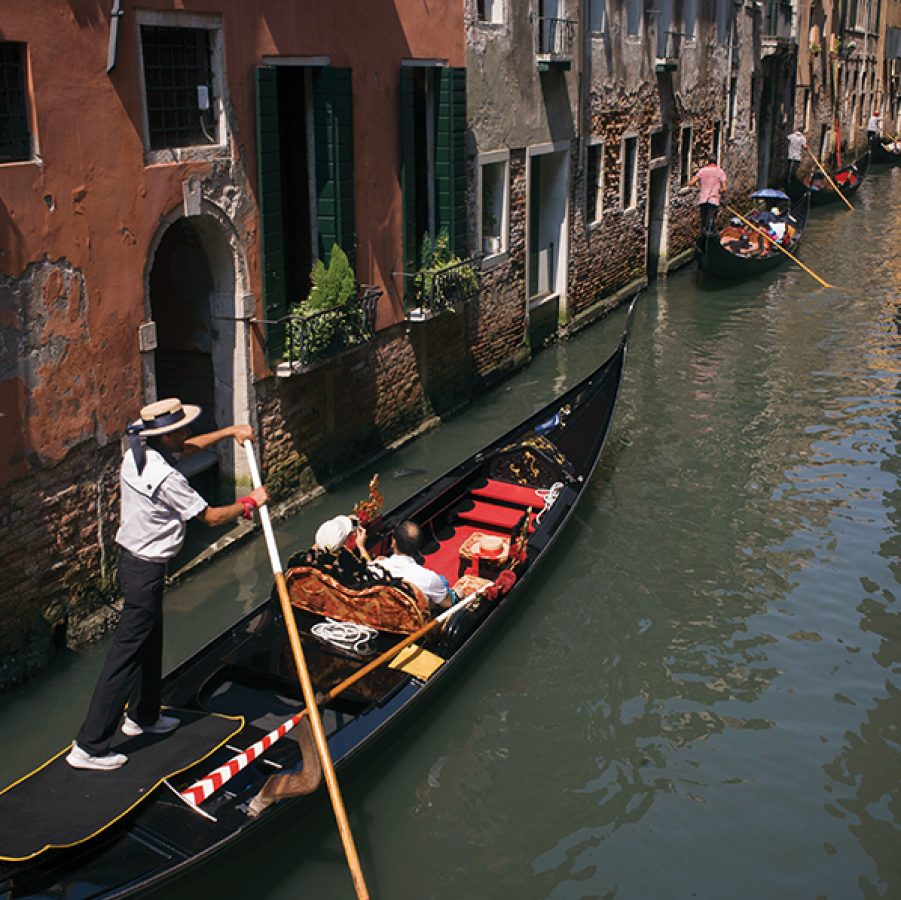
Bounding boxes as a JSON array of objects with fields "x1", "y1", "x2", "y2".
[{"x1": 131, "y1": 398, "x2": 202, "y2": 437}]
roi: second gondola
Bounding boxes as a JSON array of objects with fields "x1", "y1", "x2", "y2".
[
  {"x1": 787, "y1": 150, "x2": 870, "y2": 206},
  {"x1": 697, "y1": 191, "x2": 811, "y2": 282}
]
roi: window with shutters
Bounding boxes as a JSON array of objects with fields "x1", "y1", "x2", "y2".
[
  {"x1": 0, "y1": 42, "x2": 31, "y2": 164},
  {"x1": 399, "y1": 65, "x2": 467, "y2": 300},
  {"x1": 477, "y1": 0, "x2": 504, "y2": 24},
  {"x1": 137, "y1": 11, "x2": 228, "y2": 162},
  {"x1": 256, "y1": 63, "x2": 357, "y2": 362}
]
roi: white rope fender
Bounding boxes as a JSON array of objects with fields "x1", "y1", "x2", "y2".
[
  {"x1": 534, "y1": 481, "x2": 564, "y2": 524},
  {"x1": 311, "y1": 619, "x2": 379, "y2": 656}
]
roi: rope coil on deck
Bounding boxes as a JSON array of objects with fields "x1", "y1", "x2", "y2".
[
  {"x1": 311, "y1": 619, "x2": 380, "y2": 657},
  {"x1": 534, "y1": 482, "x2": 564, "y2": 524}
]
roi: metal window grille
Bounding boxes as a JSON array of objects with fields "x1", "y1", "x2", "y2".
[
  {"x1": 0, "y1": 43, "x2": 31, "y2": 163},
  {"x1": 141, "y1": 26, "x2": 215, "y2": 150}
]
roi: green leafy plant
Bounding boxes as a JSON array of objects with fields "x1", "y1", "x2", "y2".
[
  {"x1": 415, "y1": 229, "x2": 479, "y2": 311},
  {"x1": 284, "y1": 245, "x2": 368, "y2": 363}
]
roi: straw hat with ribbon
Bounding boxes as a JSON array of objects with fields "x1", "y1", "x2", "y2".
[{"x1": 126, "y1": 397, "x2": 202, "y2": 474}]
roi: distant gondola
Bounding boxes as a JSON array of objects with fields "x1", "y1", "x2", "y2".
[
  {"x1": 870, "y1": 137, "x2": 901, "y2": 166},
  {"x1": 697, "y1": 191, "x2": 811, "y2": 282},
  {"x1": 0, "y1": 302, "x2": 637, "y2": 898},
  {"x1": 787, "y1": 150, "x2": 870, "y2": 206}
]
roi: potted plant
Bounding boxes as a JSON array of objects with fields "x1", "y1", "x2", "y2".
[{"x1": 416, "y1": 229, "x2": 479, "y2": 312}]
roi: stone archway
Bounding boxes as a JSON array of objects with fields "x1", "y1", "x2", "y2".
[{"x1": 143, "y1": 204, "x2": 255, "y2": 499}]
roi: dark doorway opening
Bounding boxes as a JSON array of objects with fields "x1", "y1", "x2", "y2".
[
  {"x1": 647, "y1": 166, "x2": 668, "y2": 280},
  {"x1": 276, "y1": 67, "x2": 314, "y2": 307}
]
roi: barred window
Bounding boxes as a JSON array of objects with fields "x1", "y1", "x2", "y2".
[
  {"x1": 0, "y1": 43, "x2": 31, "y2": 164},
  {"x1": 141, "y1": 25, "x2": 216, "y2": 150}
]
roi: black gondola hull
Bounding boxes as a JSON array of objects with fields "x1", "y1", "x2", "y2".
[
  {"x1": 697, "y1": 192, "x2": 811, "y2": 282},
  {"x1": 0, "y1": 303, "x2": 636, "y2": 899},
  {"x1": 787, "y1": 150, "x2": 871, "y2": 206}
]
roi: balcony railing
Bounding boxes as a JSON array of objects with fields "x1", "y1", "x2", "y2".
[
  {"x1": 280, "y1": 285, "x2": 381, "y2": 372},
  {"x1": 762, "y1": 0, "x2": 793, "y2": 42},
  {"x1": 402, "y1": 256, "x2": 482, "y2": 321},
  {"x1": 536, "y1": 17, "x2": 576, "y2": 66}
]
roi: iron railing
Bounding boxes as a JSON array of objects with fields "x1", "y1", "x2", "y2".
[
  {"x1": 281, "y1": 285, "x2": 381, "y2": 370},
  {"x1": 536, "y1": 16, "x2": 576, "y2": 60},
  {"x1": 402, "y1": 256, "x2": 482, "y2": 320}
]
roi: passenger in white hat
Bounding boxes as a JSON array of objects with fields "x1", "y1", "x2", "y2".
[
  {"x1": 304, "y1": 514, "x2": 371, "y2": 585},
  {"x1": 68, "y1": 398, "x2": 269, "y2": 772}
]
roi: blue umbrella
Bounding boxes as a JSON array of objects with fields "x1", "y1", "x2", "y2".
[{"x1": 751, "y1": 188, "x2": 790, "y2": 200}]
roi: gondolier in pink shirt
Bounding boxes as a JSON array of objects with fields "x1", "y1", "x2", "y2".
[{"x1": 690, "y1": 154, "x2": 728, "y2": 235}]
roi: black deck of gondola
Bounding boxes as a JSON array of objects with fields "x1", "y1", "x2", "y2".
[{"x1": 0, "y1": 710, "x2": 243, "y2": 862}]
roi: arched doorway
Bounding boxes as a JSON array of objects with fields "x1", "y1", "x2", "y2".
[{"x1": 145, "y1": 210, "x2": 252, "y2": 504}]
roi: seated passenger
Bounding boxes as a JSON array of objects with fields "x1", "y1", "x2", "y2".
[
  {"x1": 303, "y1": 515, "x2": 370, "y2": 585},
  {"x1": 365, "y1": 520, "x2": 451, "y2": 611},
  {"x1": 724, "y1": 233, "x2": 754, "y2": 255},
  {"x1": 768, "y1": 207, "x2": 786, "y2": 241}
]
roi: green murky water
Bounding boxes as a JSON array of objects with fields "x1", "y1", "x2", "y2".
[{"x1": 1, "y1": 168, "x2": 899, "y2": 899}]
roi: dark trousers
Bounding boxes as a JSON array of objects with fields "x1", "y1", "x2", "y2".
[
  {"x1": 787, "y1": 158, "x2": 800, "y2": 182},
  {"x1": 75, "y1": 550, "x2": 166, "y2": 755},
  {"x1": 699, "y1": 202, "x2": 719, "y2": 234}
]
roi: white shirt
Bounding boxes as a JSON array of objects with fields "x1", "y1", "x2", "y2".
[
  {"x1": 787, "y1": 131, "x2": 807, "y2": 160},
  {"x1": 115, "y1": 447, "x2": 208, "y2": 562},
  {"x1": 867, "y1": 115, "x2": 882, "y2": 132},
  {"x1": 370, "y1": 554, "x2": 449, "y2": 606}
]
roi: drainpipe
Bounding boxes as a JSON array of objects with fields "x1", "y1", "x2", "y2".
[{"x1": 107, "y1": 0, "x2": 125, "y2": 74}]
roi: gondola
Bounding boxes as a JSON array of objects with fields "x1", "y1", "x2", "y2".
[
  {"x1": 0, "y1": 301, "x2": 636, "y2": 898},
  {"x1": 787, "y1": 150, "x2": 870, "y2": 206},
  {"x1": 870, "y1": 137, "x2": 901, "y2": 166},
  {"x1": 697, "y1": 191, "x2": 811, "y2": 282}
]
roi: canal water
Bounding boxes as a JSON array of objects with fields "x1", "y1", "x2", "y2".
[{"x1": 1, "y1": 167, "x2": 899, "y2": 899}]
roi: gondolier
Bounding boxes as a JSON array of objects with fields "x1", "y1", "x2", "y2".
[
  {"x1": 689, "y1": 154, "x2": 728, "y2": 236},
  {"x1": 67, "y1": 398, "x2": 269, "y2": 772}
]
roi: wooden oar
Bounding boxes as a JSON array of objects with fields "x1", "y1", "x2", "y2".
[
  {"x1": 180, "y1": 573, "x2": 511, "y2": 812},
  {"x1": 243, "y1": 441, "x2": 369, "y2": 900},
  {"x1": 725, "y1": 206, "x2": 833, "y2": 288},
  {"x1": 803, "y1": 146, "x2": 854, "y2": 210}
]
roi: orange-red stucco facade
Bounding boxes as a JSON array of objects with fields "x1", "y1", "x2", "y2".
[{"x1": 0, "y1": 1, "x2": 464, "y2": 486}]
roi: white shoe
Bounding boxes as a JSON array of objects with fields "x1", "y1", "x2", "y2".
[
  {"x1": 121, "y1": 713, "x2": 180, "y2": 737},
  {"x1": 66, "y1": 742, "x2": 128, "y2": 771}
]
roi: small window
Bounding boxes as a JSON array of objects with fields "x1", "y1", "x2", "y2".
[
  {"x1": 683, "y1": 0, "x2": 698, "y2": 38},
  {"x1": 477, "y1": 0, "x2": 504, "y2": 24},
  {"x1": 650, "y1": 128, "x2": 669, "y2": 159},
  {"x1": 802, "y1": 88, "x2": 810, "y2": 130},
  {"x1": 141, "y1": 25, "x2": 218, "y2": 150},
  {"x1": 679, "y1": 126, "x2": 692, "y2": 187},
  {"x1": 586, "y1": 139, "x2": 604, "y2": 223},
  {"x1": 621, "y1": 136, "x2": 637, "y2": 209},
  {"x1": 711, "y1": 121, "x2": 721, "y2": 163},
  {"x1": 480, "y1": 155, "x2": 508, "y2": 256},
  {"x1": 626, "y1": 0, "x2": 642, "y2": 36},
  {"x1": 0, "y1": 43, "x2": 31, "y2": 163},
  {"x1": 726, "y1": 77, "x2": 738, "y2": 137},
  {"x1": 590, "y1": 0, "x2": 607, "y2": 32}
]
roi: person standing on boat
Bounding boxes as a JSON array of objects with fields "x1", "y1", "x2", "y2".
[
  {"x1": 866, "y1": 110, "x2": 882, "y2": 143},
  {"x1": 786, "y1": 128, "x2": 807, "y2": 183},
  {"x1": 67, "y1": 398, "x2": 269, "y2": 772},
  {"x1": 689, "y1": 154, "x2": 728, "y2": 236}
]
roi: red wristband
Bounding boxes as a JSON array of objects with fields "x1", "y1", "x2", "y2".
[{"x1": 238, "y1": 496, "x2": 258, "y2": 520}]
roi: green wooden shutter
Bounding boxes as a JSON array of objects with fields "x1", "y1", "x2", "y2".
[
  {"x1": 313, "y1": 67, "x2": 356, "y2": 265},
  {"x1": 399, "y1": 67, "x2": 418, "y2": 300},
  {"x1": 255, "y1": 66, "x2": 286, "y2": 362},
  {"x1": 435, "y1": 67, "x2": 467, "y2": 257}
]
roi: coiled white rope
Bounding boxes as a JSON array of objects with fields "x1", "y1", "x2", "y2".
[
  {"x1": 534, "y1": 481, "x2": 564, "y2": 524},
  {"x1": 310, "y1": 618, "x2": 379, "y2": 656}
]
